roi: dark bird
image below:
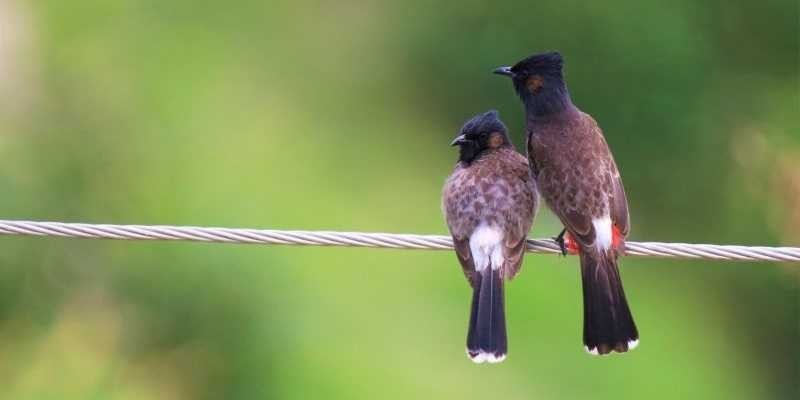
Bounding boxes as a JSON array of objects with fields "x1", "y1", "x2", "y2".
[
  {"x1": 494, "y1": 52, "x2": 639, "y2": 355},
  {"x1": 442, "y1": 110, "x2": 538, "y2": 363}
]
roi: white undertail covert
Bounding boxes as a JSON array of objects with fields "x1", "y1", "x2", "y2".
[
  {"x1": 469, "y1": 224, "x2": 505, "y2": 271},
  {"x1": 592, "y1": 216, "x2": 613, "y2": 251}
]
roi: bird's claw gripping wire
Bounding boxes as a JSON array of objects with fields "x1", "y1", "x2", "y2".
[
  {"x1": 554, "y1": 229, "x2": 568, "y2": 256},
  {"x1": 553, "y1": 228, "x2": 580, "y2": 256}
]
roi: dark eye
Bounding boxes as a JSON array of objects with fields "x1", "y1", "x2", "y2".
[{"x1": 465, "y1": 132, "x2": 481, "y2": 140}]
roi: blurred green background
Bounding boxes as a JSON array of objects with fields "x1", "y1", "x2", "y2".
[{"x1": 0, "y1": 1, "x2": 797, "y2": 399}]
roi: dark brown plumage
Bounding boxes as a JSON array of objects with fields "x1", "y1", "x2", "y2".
[
  {"x1": 442, "y1": 110, "x2": 538, "y2": 363},
  {"x1": 495, "y1": 52, "x2": 639, "y2": 355}
]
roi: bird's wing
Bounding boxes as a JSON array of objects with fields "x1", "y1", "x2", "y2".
[
  {"x1": 503, "y1": 151, "x2": 537, "y2": 280},
  {"x1": 503, "y1": 232, "x2": 528, "y2": 280},
  {"x1": 551, "y1": 115, "x2": 619, "y2": 249},
  {"x1": 443, "y1": 165, "x2": 480, "y2": 288},
  {"x1": 593, "y1": 117, "x2": 630, "y2": 238},
  {"x1": 453, "y1": 236, "x2": 479, "y2": 288},
  {"x1": 558, "y1": 208, "x2": 596, "y2": 248},
  {"x1": 610, "y1": 172, "x2": 630, "y2": 237}
]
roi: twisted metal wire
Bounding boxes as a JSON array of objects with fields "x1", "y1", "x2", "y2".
[{"x1": 0, "y1": 219, "x2": 797, "y2": 263}]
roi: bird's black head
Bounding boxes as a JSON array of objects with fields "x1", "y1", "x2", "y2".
[
  {"x1": 451, "y1": 110, "x2": 510, "y2": 163},
  {"x1": 494, "y1": 51, "x2": 574, "y2": 117}
]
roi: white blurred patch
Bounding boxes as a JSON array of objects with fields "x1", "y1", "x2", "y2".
[
  {"x1": 468, "y1": 350, "x2": 486, "y2": 363},
  {"x1": 470, "y1": 224, "x2": 504, "y2": 272},
  {"x1": 467, "y1": 349, "x2": 506, "y2": 364},
  {"x1": 584, "y1": 339, "x2": 639, "y2": 356},
  {"x1": 485, "y1": 352, "x2": 506, "y2": 363},
  {"x1": 592, "y1": 216, "x2": 612, "y2": 251}
]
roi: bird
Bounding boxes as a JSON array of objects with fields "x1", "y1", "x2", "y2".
[
  {"x1": 494, "y1": 52, "x2": 639, "y2": 356},
  {"x1": 442, "y1": 110, "x2": 538, "y2": 363}
]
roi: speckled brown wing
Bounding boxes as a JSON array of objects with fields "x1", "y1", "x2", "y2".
[
  {"x1": 498, "y1": 150, "x2": 537, "y2": 280},
  {"x1": 442, "y1": 163, "x2": 480, "y2": 288},
  {"x1": 591, "y1": 116, "x2": 630, "y2": 240},
  {"x1": 502, "y1": 231, "x2": 528, "y2": 280},
  {"x1": 610, "y1": 172, "x2": 630, "y2": 238},
  {"x1": 452, "y1": 237, "x2": 478, "y2": 287},
  {"x1": 442, "y1": 148, "x2": 537, "y2": 287},
  {"x1": 528, "y1": 112, "x2": 625, "y2": 248}
]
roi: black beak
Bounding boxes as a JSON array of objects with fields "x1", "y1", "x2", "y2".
[
  {"x1": 450, "y1": 134, "x2": 468, "y2": 146},
  {"x1": 493, "y1": 66, "x2": 513, "y2": 77}
]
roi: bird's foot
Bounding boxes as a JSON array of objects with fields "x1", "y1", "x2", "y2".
[
  {"x1": 553, "y1": 229, "x2": 568, "y2": 257},
  {"x1": 553, "y1": 228, "x2": 579, "y2": 256}
]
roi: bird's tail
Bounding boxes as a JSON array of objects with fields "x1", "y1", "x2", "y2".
[
  {"x1": 580, "y1": 249, "x2": 639, "y2": 355},
  {"x1": 466, "y1": 267, "x2": 507, "y2": 363}
]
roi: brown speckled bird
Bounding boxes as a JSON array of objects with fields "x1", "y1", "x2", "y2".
[
  {"x1": 495, "y1": 52, "x2": 639, "y2": 356},
  {"x1": 442, "y1": 110, "x2": 538, "y2": 363}
]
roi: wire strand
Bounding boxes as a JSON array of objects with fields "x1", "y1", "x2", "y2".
[{"x1": 0, "y1": 219, "x2": 797, "y2": 263}]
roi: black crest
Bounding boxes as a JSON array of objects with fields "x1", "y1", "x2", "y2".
[
  {"x1": 452, "y1": 110, "x2": 510, "y2": 163},
  {"x1": 459, "y1": 110, "x2": 507, "y2": 137},
  {"x1": 495, "y1": 51, "x2": 574, "y2": 117},
  {"x1": 511, "y1": 51, "x2": 564, "y2": 77}
]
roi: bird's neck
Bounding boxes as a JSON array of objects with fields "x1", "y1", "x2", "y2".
[
  {"x1": 459, "y1": 144, "x2": 511, "y2": 165},
  {"x1": 522, "y1": 82, "x2": 576, "y2": 120}
]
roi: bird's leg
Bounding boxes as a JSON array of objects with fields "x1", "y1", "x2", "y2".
[
  {"x1": 553, "y1": 228, "x2": 568, "y2": 256},
  {"x1": 553, "y1": 228, "x2": 580, "y2": 256}
]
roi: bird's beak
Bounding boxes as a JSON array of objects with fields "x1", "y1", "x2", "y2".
[
  {"x1": 450, "y1": 134, "x2": 468, "y2": 146},
  {"x1": 493, "y1": 66, "x2": 513, "y2": 77}
]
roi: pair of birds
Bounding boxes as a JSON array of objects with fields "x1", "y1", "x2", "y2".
[{"x1": 442, "y1": 52, "x2": 638, "y2": 363}]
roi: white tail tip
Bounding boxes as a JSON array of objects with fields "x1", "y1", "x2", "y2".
[
  {"x1": 467, "y1": 349, "x2": 507, "y2": 364},
  {"x1": 584, "y1": 339, "x2": 640, "y2": 356}
]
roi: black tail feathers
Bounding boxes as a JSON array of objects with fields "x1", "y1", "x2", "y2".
[
  {"x1": 580, "y1": 250, "x2": 639, "y2": 355},
  {"x1": 466, "y1": 268, "x2": 507, "y2": 363}
]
